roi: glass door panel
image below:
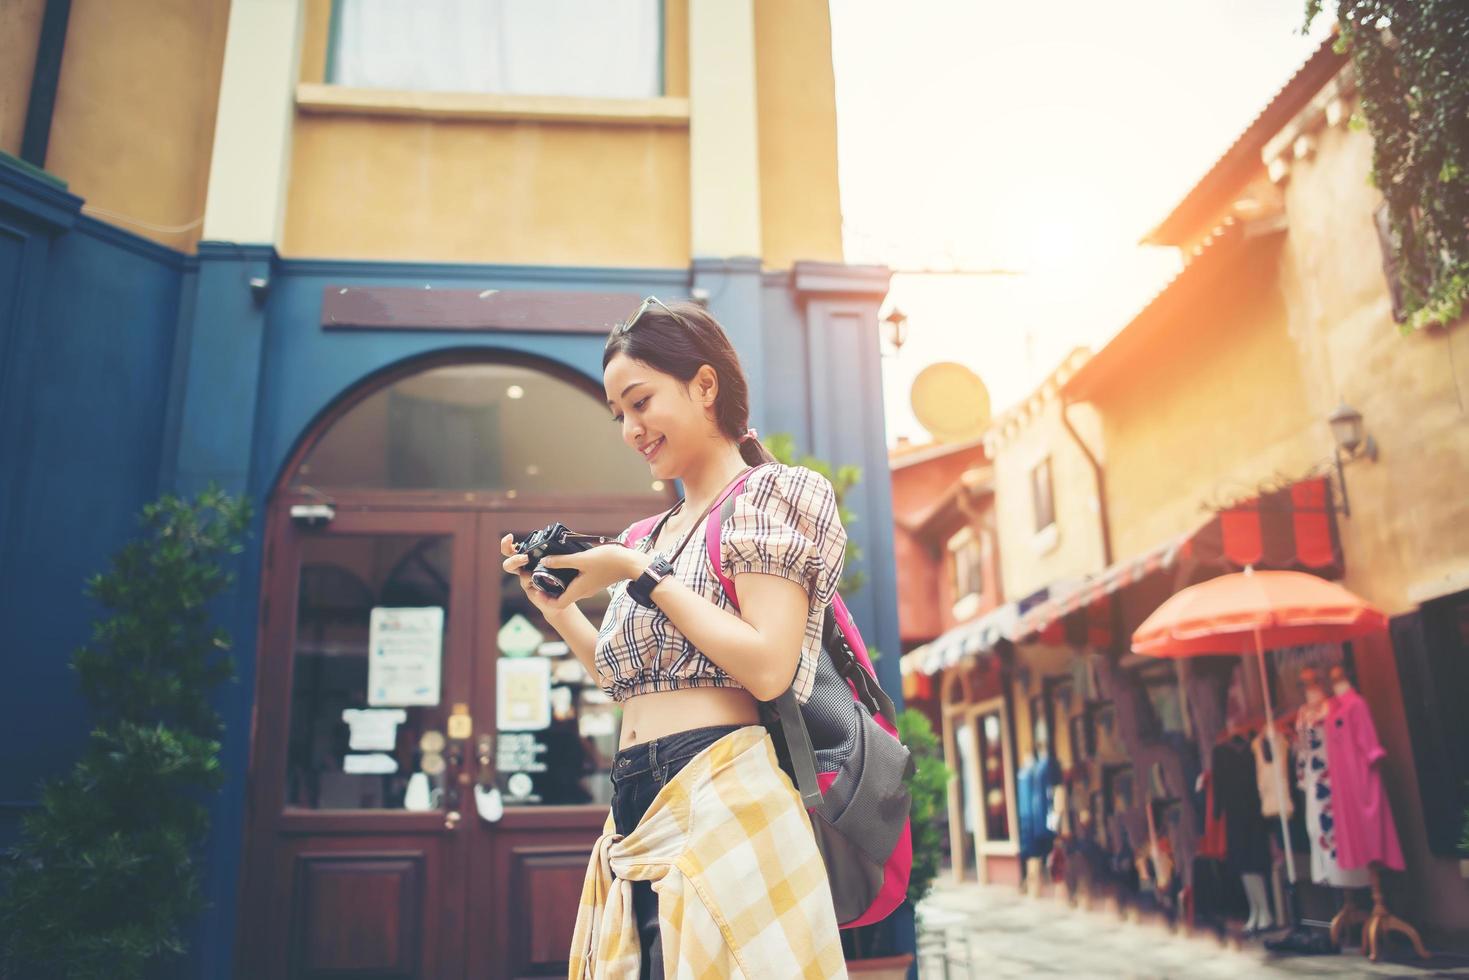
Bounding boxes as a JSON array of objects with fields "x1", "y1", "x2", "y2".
[
  {"x1": 486, "y1": 516, "x2": 631, "y2": 810},
  {"x1": 285, "y1": 533, "x2": 454, "y2": 811}
]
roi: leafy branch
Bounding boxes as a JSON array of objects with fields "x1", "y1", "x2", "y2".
[
  {"x1": 1305, "y1": 0, "x2": 1469, "y2": 332},
  {"x1": 764, "y1": 433, "x2": 869, "y2": 599}
]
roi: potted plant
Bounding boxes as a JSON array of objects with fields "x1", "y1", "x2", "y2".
[{"x1": 842, "y1": 708, "x2": 953, "y2": 978}]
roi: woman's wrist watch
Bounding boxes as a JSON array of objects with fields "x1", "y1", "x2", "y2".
[{"x1": 627, "y1": 554, "x2": 674, "y2": 608}]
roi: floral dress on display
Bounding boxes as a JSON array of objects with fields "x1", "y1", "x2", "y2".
[{"x1": 1295, "y1": 711, "x2": 1369, "y2": 887}]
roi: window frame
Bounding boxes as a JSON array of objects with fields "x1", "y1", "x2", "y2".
[
  {"x1": 1030, "y1": 455, "x2": 1056, "y2": 535},
  {"x1": 322, "y1": 0, "x2": 669, "y2": 102},
  {"x1": 946, "y1": 526, "x2": 988, "y2": 618}
]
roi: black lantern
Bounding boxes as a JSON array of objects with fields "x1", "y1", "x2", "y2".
[
  {"x1": 1328, "y1": 400, "x2": 1377, "y2": 517},
  {"x1": 881, "y1": 307, "x2": 909, "y2": 355}
]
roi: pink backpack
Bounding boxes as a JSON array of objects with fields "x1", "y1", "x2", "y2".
[{"x1": 626, "y1": 464, "x2": 913, "y2": 929}]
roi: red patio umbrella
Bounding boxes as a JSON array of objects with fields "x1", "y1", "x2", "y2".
[{"x1": 1132, "y1": 568, "x2": 1388, "y2": 883}]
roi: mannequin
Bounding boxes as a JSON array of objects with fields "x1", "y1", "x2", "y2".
[
  {"x1": 1212, "y1": 728, "x2": 1273, "y2": 935},
  {"x1": 1018, "y1": 723, "x2": 1062, "y2": 895},
  {"x1": 1323, "y1": 666, "x2": 1427, "y2": 960},
  {"x1": 1294, "y1": 668, "x2": 1369, "y2": 889},
  {"x1": 1323, "y1": 666, "x2": 1402, "y2": 872}
]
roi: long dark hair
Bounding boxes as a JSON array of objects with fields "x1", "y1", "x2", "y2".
[{"x1": 603, "y1": 301, "x2": 776, "y2": 467}]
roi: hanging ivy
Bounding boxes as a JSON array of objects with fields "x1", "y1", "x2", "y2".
[{"x1": 1305, "y1": 0, "x2": 1469, "y2": 332}]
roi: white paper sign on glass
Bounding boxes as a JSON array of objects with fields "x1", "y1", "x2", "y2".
[
  {"x1": 496, "y1": 656, "x2": 551, "y2": 731},
  {"x1": 368, "y1": 606, "x2": 444, "y2": 706},
  {"x1": 342, "y1": 707, "x2": 408, "y2": 750},
  {"x1": 343, "y1": 752, "x2": 399, "y2": 775}
]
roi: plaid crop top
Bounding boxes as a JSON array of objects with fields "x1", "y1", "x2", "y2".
[{"x1": 593, "y1": 463, "x2": 846, "y2": 704}]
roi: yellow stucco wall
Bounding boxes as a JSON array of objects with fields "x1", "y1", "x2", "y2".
[
  {"x1": 1086, "y1": 110, "x2": 1469, "y2": 934},
  {"x1": 1276, "y1": 121, "x2": 1469, "y2": 614},
  {"x1": 283, "y1": 0, "x2": 694, "y2": 266},
  {"x1": 283, "y1": 0, "x2": 843, "y2": 268},
  {"x1": 753, "y1": 0, "x2": 844, "y2": 269},
  {"x1": 282, "y1": 115, "x2": 691, "y2": 265},
  {"x1": 0, "y1": 0, "x2": 46, "y2": 157},
  {"x1": 42, "y1": 0, "x2": 231, "y2": 251},
  {"x1": 1094, "y1": 239, "x2": 1324, "y2": 560},
  {"x1": 19, "y1": 0, "x2": 844, "y2": 268},
  {"x1": 1099, "y1": 120, "x2": 1469, "y2": 612},
  {"x1": 991, "y1": 399, "x2": 1107, "y2": 601}
]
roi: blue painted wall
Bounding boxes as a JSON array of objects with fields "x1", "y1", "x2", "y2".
[
  {"x1": 1, "y1": 160, "x2": 902, "y2": 978},
  {"x1": 0, "y1": 178, "x2": 186, "y2": 854}
]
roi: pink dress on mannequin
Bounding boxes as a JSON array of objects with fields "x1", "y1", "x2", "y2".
[{"x1": 1323, "y1": 687, "x2": 1404, "y2": 871}]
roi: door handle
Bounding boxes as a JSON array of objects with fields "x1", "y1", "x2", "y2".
[{"x1": 475, "y1": 733, "x2": 495, "y2": 788}]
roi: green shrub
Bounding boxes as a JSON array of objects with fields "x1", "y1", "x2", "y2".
[{"x1": 0, "y1": 486, "x2": 251, "y2": 980}]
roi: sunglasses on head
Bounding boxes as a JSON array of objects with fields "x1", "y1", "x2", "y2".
[{"x1": 609, "y1": 295, "x2": 696, "y2": 341}]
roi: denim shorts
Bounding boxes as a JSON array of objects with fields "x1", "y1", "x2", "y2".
[
  {"x1": 608, "y1": 724, "x2": 747, "y2": 980},
  {"x1": 610, "y1": 724, "x2": 747, "y2": 836}
]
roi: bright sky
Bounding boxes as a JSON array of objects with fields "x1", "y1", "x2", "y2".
[{"x1": 829, "y1": 0, "x2": 1333, "y2": 446}]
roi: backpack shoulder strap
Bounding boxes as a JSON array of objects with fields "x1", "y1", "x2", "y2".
[
  {"x1": 700, "y1": 464, "x2": 824, "y2": 807},
  {"x1": 624, "y1": 507, "x2": 675, "y2": 551},
  {"x1": 705, "y1": 462, "x2": 776, "y2": 609}
]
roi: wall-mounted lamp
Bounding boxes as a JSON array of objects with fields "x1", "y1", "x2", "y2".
[
  {"x1": 1328, "y1": 400, "x2": 1378, "y2": 517},
  {"x1": 881, "y1": 307, "x2": 909, "y2": 356}
]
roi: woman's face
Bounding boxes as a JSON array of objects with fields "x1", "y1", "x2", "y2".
[{"x1": 603, "y1": 353, "x2": 717, "y2": 480}]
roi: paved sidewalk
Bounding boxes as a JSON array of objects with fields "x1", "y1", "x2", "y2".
[{"x1": 915, "y1": 880, "x2": 1469, "y2": 979}]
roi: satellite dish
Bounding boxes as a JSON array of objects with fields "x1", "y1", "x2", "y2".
[{"x1": 910, "y1": 362, "x2": 991, "y2": 444}]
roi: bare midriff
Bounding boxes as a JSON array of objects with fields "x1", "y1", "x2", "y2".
[{"x1": 617, "y1": 685, "x2": 761, "y2": 750}]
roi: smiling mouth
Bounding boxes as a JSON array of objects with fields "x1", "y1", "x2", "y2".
[{"x1": 640, "y1": 436, "x2": 666, "y2": 461}]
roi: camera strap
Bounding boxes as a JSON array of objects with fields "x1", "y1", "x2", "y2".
[{"x1": 644, "y1": 465, "x2": 755, "y2": 565}]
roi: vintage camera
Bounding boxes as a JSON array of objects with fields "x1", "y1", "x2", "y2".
[{"x1": 514, "y1": 523, "x2": 619, "y2": 597}]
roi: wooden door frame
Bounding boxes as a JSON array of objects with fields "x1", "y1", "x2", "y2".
[
  {"x1": 238, "y1": 505, "x2": 482, "y2": 978},
  {"x1": 238, "y1": 497, "x2": 671, "y2": 978},
  {"x1": 467, "y1": 506, "x2": 655, "y2": 976},
  {"x1": 238, "y1": 348, "x2": 676, "y2": 976},
  {"x1": 468, "y1": 505, "x2": 649, "y2": 832},
  {"x1": 942, "y1": 673, "x2": 1019, "y2": 886}
]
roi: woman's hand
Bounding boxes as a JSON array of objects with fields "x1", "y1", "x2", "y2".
[
  {"x1": 537, "y1": 544, "x2": 648, "y2": 611},
  {"x1": 500, "y1": 534, "x2": 577, "y2": 619}
]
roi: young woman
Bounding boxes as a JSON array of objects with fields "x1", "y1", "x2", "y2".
[{"x1": 500, "y1": 298, "x2": 848, "y2": 978}]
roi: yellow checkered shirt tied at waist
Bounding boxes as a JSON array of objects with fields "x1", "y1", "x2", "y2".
[{"x1": 570, "y1": 725, "x2": 848, "y2": 979}]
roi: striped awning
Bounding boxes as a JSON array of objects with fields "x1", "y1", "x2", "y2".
[
  {"x1": 1013, "y1": 533, "x2": 1192, "y2": 643},
  {"x1": 1013, "y1": 476, "x2": 1340, "y2": 646},
  {"x1": 900, "y1": 601, "x2": 1019, "y2": 678}
]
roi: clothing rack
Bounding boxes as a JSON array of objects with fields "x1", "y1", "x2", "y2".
[{"x1": 1214, "y1": 707, "x2": 1299, "y2": 745}]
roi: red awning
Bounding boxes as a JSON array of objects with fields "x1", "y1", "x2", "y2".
[{"x1": 1014, "y1": 476, "x2": 1339, "y2": 646}]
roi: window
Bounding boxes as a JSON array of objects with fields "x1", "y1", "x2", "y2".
[
  {"x1": 330, "y1": 0, "x2": 663, "y2": 100},
  {"x1": 975, "y1": 707, "x2": 1012, "y2": 845},
  {"x1": 1030, "y1": 457, "x2": 1055, "y2": 533},
  {"x1": 1133, "y1": 662, "x2": 1186, "y2": 737},
  {"x1": 293, "y1": 361, "x2": 660, "y2": 495},
  {"x1": 947, "y1": 527, "x2": 987, "y2": 606},
  {"x1": 1373, "y1": 203, "x2": 1407, "y2": 323}
]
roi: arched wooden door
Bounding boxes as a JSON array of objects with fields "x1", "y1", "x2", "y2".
[{"x1": 238, "y1": 353, "x2": 672, "y2": 979}]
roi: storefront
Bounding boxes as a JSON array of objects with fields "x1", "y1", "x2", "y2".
[
  {"x1": 901, "y1": 603, "x2": 1022, "y2": 885},
  {"x1": 0, "y1": 157, "x2": 898, "y2": 977},
  {"x1": 993, "y1": 478, "x2": 1353, "y2": 918}
]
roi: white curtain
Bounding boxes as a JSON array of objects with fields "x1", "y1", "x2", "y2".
[{"x1": 332, "y1": 0, "x2": 662, "y2": 99}]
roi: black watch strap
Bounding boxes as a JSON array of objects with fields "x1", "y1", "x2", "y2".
[{"x1": 628, "y1": 554, "x2": 674, "y2": 607}]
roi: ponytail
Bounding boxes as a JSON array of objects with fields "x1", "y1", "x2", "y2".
[{"x1": 737, "y1": 428, "x2": 777, "y2": 466}]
